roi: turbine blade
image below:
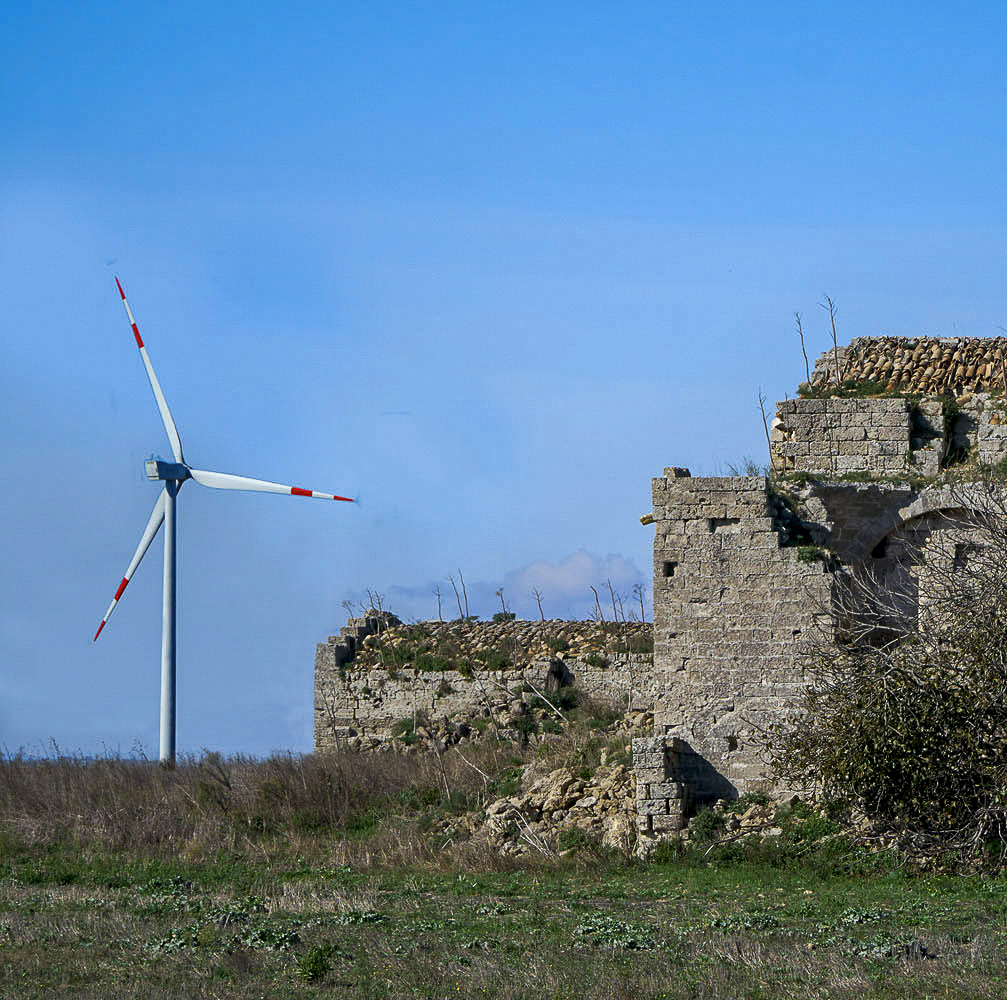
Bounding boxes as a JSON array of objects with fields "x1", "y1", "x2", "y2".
[
  {"x1": 189, "y1": 468, "x2": 354, "y2": 502},
  {"x1": 93, "y1": 489, "x2": 167, "y2": 641},
  {"x1": 114, "y1": 276, "x2": 185, "y2": 464}
]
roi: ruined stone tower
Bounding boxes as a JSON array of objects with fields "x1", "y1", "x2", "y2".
[{"x1": 634, "y1": 336, "x2": 1007, "y2": 842}]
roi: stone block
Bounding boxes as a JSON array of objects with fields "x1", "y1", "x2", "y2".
[
  {"x1": 637, "y1": 798, "x2": 668, "y2": 816},
  {"x1": 635, "y1": 766, "x2": 666, "y2": 784},
  {"x1": 633, "y1": 751, "x2": 666, "y2": 769},
  {"x1": 648, "y1": 782, "x2": 685, "y2": 799},
  {"x1": 651, "y1": 812, "x2": 685, "y2": 833}
]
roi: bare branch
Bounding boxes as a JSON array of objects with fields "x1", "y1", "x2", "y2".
[{"x1": 795, "y1": 311, "x2": 811, "y2": 384}]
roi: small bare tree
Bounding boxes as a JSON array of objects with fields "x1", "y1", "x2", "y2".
[
  {"x1": 495, "y1": 587, "x2": 506, "y2": 615},
  {"x1": 531, "y1": 587, "x2": 545, "y2": 621},
  {"x1": 458, "y1": 568, "x2": 470, "y2": 618},
  {"x1": 589, "y1": 584, "x2": 604, "y2": 622},
  {"x1": 433, "y1": 585, "x2": 443, "y2": 622},
  {"x1": 632, "y1": 582, "x2": 647, "y2": 622},
  {"x1": 606, "y1": 578, "x2": 619, "y2": 621},
  {"x1": 448, "y1": 575, "x2": 464, "y2": 619},
  {"x1": 820, "y1": 294, "x2": 843, "y2": 388},
  {"x1": 758, "y1": 389, "x2": 777, "y2": 475},
  {"x1": 795, "y1": 311, "x2": 811, "y2": 384}
]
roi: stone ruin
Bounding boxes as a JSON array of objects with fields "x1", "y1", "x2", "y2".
[
  {"x1": 313, "y1": 335, "x2": 1007, "y2": 850},
  {"x1": 634, "y1": 336, "x2": 1007, "y2": 849}
]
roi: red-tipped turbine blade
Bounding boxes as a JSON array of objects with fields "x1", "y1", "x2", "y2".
[
  {"x1": 113, "y1": 276, "x2": 185, "y2": 465},
  {"x1": 93, "y1": 489, "x2": 167, "y2": 641},
  {"x1": 189, "y1": 468, "x2": 354, "y2": 502}
]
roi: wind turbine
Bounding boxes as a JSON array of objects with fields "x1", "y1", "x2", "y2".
[{"x1": 94, "y1": 276, "x2": 354, "y2": 765}]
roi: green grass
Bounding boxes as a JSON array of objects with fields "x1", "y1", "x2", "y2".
[
  {"x1": 2, "y1": 750, "x2": 1007, "y2": 997},
  {"x1": 3, "y1": 836, "x2": 1007, "y2": 998}
]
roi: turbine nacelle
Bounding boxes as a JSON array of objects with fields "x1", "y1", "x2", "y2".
[{"x1": 145, "y1": 460, "x2": 190, "y2": 482}]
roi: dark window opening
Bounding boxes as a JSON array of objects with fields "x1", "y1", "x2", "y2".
[
  {"x1": 663, "y1": 560, "x2": 677, "y2": 578},
  {"x1": 871, "y1": 537, "x2": 888, "y2": 559},
  {"x1": 726, "y1": 735, "x2": 738, "y2": 752}
]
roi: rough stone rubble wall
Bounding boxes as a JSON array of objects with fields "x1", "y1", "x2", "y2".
[
  {"x1": 650, "y1": 471, "x2": 833, "y2": 800},
  {"x1": 315, "y1": 651, "x2": 655, "y2": 748},
  {"x1": 811, "y1": 336, "x2": 1007, "y2": 395}
]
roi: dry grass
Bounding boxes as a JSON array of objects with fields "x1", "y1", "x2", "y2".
[{"x1": 0, "y1": 745, "x2": 519, "y2": 862}]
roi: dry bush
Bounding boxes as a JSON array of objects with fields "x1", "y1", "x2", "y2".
[{"x1": 772, "y1": 476, "x2": 1007, "y2": 868}]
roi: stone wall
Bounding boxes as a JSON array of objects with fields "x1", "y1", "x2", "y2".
[
  {"x1": 771, "y1": 393, "x2": 1007, "y2": 479},
  {"x1": 649, "y1": 470, "x2": 834, "y2": 800},
  {"x1": 314, "y1": 617, "x2": 654, "y2": 749},
  {"x1": 811, "y1": 336, "x2": 1007, "y2": 395},
  {"x1": 631, "y1": 735, "x2": 690, "y2": 846},
  {"x1": 771, "y1": 397, "x2": 916, "y2": 477}
]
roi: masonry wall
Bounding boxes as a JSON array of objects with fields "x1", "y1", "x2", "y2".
[
  {"x1": 315, "y1": 652, "x2": 655, "y2": 749},
  {"x1": 650, "y1": 471, "x2": 834, "y2": 800},
  {"x1": 771, "y1": 393, "x2": 1007, "y2": 480},
  {"x1": 771, "y1": 397, "x2": 918, "y2": 477}
]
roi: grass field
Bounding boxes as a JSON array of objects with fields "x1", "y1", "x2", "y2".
[{"x1": 2, "y1": 750, "x2": 1006, "y2": 998}]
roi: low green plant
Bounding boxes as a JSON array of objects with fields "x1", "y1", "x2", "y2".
[
  {"x1": 475, "y1": 646, "x2": 511, "y2": 670},
  {"x1": 295, "y1": 944, "x2": 334, "y2": 982},
  {"x1": 688, "y1": 806, "x2": 726, "y2": 843}
]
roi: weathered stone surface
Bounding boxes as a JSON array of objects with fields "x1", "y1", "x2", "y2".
[{"x1": 315, "y1": 617, "x2": 654, "y2": 749}]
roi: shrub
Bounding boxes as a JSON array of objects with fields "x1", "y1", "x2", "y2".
[
  {"x1": 623, "y1": 633, "x2": 653, "y2": 654},
  {"x1": 295, "y1": 945, "x2": 334, "y2": 982},
  {"x1": 475, "y1": 646, "x2": 510, "y2": 670},
  {"x1": 491, "y1": 611, "x2": 516, "y2": 622},
  {"x1": 772, "y1": 477, "x2": 1007, "y2": 869},
  {"x1": 688, "y1": 807, "x2": 726, "y2": 843}
]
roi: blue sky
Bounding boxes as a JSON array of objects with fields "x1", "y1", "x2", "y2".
[{"x1": 2, "y1": 2, "x2": 1006, "y2": 756}]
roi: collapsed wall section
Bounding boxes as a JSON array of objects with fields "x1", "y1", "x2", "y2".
[{"x1": 650, "y1": 471, "x2": 833, "y2": 800}]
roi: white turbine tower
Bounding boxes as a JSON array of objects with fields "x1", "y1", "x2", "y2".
[{"x1": 94, "y1": 276, "x2": 354, "y2": 765}]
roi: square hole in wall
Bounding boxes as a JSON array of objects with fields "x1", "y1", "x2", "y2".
[{"x1": 663, "y1": 560, "x2": 678, "y2": 578}]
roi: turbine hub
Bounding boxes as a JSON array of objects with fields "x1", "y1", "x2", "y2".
[{"x1": 145, "y1": 460, "x2": 190, "y2": 482}]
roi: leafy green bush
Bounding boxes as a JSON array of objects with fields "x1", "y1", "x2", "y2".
[
  {"x1": 688, "y1": 807, "x2": 726, "y2": 843},
  {"x1": 475, "y1": 646, "x2": 511, "y2": 670},
  {"x1": 295, "y1": 944, "x2": 334, "y2": 982}
]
